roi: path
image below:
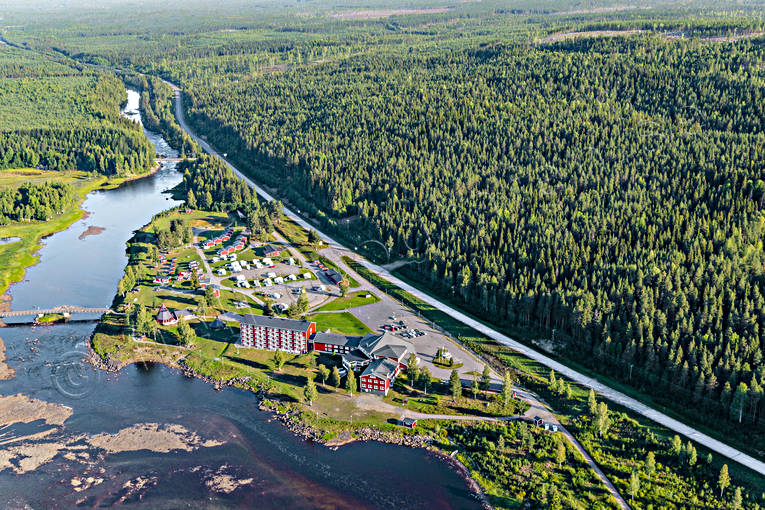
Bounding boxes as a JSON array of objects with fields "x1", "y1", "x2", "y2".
[
  {"x1": 170, "y1": 82, "x2": 765, "y2": 478},
  {"x1": 353, "y1": 391, "x2": 630, "y2": 509},
  {"x1": 0, "y1": 306, "x2": 111, "y2": 318}
]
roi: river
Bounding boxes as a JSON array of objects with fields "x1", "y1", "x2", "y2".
[{"x1": 0, "y1": 90, "x2": 482, "y2": 509}]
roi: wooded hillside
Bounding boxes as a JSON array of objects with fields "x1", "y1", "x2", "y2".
[
  {"x1": 0, "y1": 47, "x2": 154, "y2": 175},
  {"x1": 184, "y1": 35, "x2": 765, "y2": 439}
]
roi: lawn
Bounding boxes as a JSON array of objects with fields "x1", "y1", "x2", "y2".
[
  {"x1": 314, "y1": 290, "x2": 379, "y2": 312},
  {"x1": 154, "y1": 209, "x2": 229, "y2": 232},
  {"x1": 306, "y1": 311, "x2": 373, "y2": 336}
]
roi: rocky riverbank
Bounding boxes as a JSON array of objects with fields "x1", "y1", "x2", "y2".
[
  {"x1": 256, "y1": 400, "x2": 492, "y2": 509},
  {"x1": 88, "y1": 340, "x2": 493, "y2": 509}
]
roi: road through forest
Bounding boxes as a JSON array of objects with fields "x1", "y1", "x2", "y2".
[{"x1": 168, "y1": 81, "x2": 765, "y2": 478}]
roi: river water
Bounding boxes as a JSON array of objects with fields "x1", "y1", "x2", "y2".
[{"x1": 0, "y1": 90, "x2": 481, "y2": 509}]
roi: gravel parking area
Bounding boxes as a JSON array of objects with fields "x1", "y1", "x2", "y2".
[{"x1": 347, "y1": 299, "x2": 502, "y2": 390}]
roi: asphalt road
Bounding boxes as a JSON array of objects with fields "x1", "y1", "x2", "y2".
[{"x1": 170, "y1": 83, "x2": 765, "y2": 478}]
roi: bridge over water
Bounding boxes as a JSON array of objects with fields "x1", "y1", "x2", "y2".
[
  {"x1": 0, "y1": 306, "x2": 111, "y2": 318},
  {"x1": 155, "y1": 157, "x2": 196, "y2": 163}
]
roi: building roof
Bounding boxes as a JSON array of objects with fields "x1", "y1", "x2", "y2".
[
  {"x1": 361, "y1": 358, "x2": 399, "y2": 380},
  {"x1": 359, "y1": 332, "x2": 415, "y2": 364},
  {"x1": 312, "y1": 332, "x2": 360, "y2": 348},
  {"x1": 325, "y1": 268, "x2": 345, "y2": 283},
  {"x1": 341, "y1": 348, "x2": 370, "y2": 366},
  {"x1": 174, "y1": 308, "x2": 196, "y2": 319},
  {"x1": 240, "y1": 314, "x2": 314, "y2": 332},
  {"x1": 261, "y1": 244, "x2": 280, "y2": 254},
  {"x1": 156, "y1": 304, "x2": 176, "y2": 322}
]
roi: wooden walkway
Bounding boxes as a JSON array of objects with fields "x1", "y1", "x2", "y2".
[{"x1": 0, "y1": 306, "x2": 111, "y2": 318}]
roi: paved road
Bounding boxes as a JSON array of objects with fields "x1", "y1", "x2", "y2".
[
  {"x1": 170, "y1": 83, "x2": 765, "y2": 478},
  {"x1": 354, "y1": 392, "x2": 630, "y2": 509}
]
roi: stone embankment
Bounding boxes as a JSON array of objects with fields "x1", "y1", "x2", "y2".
[{"x1": 89, "y1": 346, "x2": 491, "y2": 508}]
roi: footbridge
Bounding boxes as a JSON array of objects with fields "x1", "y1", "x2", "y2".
[
  {"x1": 0, "y1": 306, "x2": 111, "y2": 318},
  {"x1": 155, "y1": 157, "x2": 196, "y2": 163}
]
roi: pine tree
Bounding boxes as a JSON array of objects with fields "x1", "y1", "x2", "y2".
[
  {"x1": 502, "y1": 370, "x2": 514, "y2": 409},
  {"x1": 177, "y1": 318, "x2": 195, "y2": 346},
  {"x1": 186, "y1": 189, "x2": 197, "y2": 209},
  {"x1": 480, "y1": 364, "x2": 491, "y2": 390},
  {"x1": 296, "y1": 288, "x2": 309, "y2": 314},
  {"x1": 318, "y1": 364, "x2": 330, "y2": 385},
  {"x1": 450, "y1": 369, "x2": 462, "y2": 400},
  {"x1": 272, "y1": 350, "x2": 285, "y2": 371}
]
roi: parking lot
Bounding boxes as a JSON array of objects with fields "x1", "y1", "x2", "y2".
[{"x1": 346, "y1": 299, "x2": 502, "y2": 390}]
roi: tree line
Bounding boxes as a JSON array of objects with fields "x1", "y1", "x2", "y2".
[
  {"x1": 182, "y1": 35, "x2": 765, "y2": 445},
  {"x1": 0, "y1": 182, "x2": 75, "y2": 224},
  {"x1": 0, "y1": 49, "x2": 155, "y2": 176},
  {"x1": 179, "y1": 155, "x2": 278, "y2": 235},
  {"x1": 122, "y1": 73, "x2": 200, "y2": 157}
]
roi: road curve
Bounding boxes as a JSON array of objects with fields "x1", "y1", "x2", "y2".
[{"x1": 169, "y1": 83, "x2": 765, "y2": 478}]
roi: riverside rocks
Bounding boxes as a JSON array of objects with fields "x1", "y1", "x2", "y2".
[
  {"x1": 257, "y1": 400, "x2": 432, "y2": 448},
  {"x1": 88, "y1": 340, "x2": 491, "y2": 508}
]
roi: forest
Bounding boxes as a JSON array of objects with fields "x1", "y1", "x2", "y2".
[
  {"x1": 180, "y1": 35, "x2": 765, "y2": 442},
  {"x1": 123, "y1": 73, "x2": 200, "y2": 157},
  {"x1": 179, "y1": 155, "x2": 278, "y2": 235},
  {"x1": 0, "y1": 46, "x2": 155, "y2": 176},
  {"x1": 0, "y1": 182, "x2": 75, "y2": 224},
  {"x1": 8, "y1": 0, "x2": 764, "y2": 456},
  {"x1": 4, "y1": 1, "x2": 765, "y2": 505}
]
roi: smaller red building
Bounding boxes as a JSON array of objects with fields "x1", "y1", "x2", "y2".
[
  {"x1": 260, "y1": 244, "x2": 281, "y2": 258},
  {"x1": 359, "y1": 358, "x2": 400, "y2": 396},
  {"x1": 155, "y1": 304, "x2": 178, "y2": 326}
]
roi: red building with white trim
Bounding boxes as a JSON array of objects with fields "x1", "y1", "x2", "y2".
[
  {"x1": 359, "y1": 358, "x2": 400, "y2": 396},
  {"x1": 239, "y1": 315, "x2": 316, "y2": 354}
]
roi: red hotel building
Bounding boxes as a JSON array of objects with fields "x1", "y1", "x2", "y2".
[{"x1": 239, "y1": 315, "x2": 316, "y2": 354}]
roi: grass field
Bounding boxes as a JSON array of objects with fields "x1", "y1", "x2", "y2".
[
  {"x1": 314, "y1": 290, "x2": 379, "y2": 311},
  {"x1": 306, "y1": 311, "x2": 373, "y2": 336}
]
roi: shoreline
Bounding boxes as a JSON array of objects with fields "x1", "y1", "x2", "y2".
[
  {"x1": 87, "y1": 343, "x2": 493, "y2": 509},
  {"x1": 0, "y1": 163, "x2": 162, "y2": 303}
]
